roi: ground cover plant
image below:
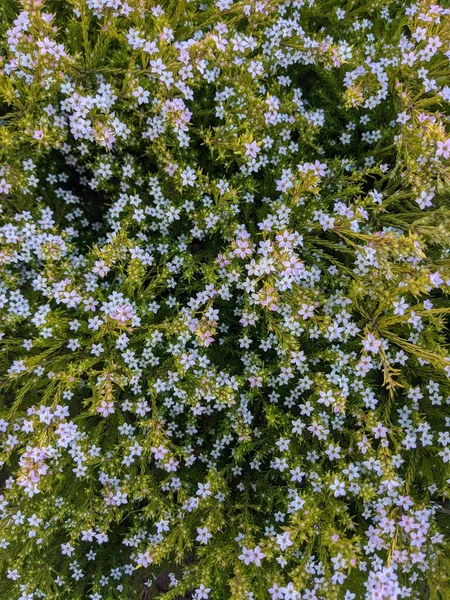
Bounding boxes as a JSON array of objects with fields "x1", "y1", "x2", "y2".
[{"x1": 0, "y1": 0, "x2": 450, "y2": 598}]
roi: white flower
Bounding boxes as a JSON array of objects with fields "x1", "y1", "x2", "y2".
[
  {"x1": 362, "y1": 333, "x2": 382, "y2": 354},
  {"x1": 132, "y1": 86, "x2": 150, "y2": 105},
  {"x1": 330, "y1": 478, "x2": 346, "y2": 497},
  {"x1": 276, "y1": 531, "x2": 293, "y2": 551},
  {"x1": 196, "y1": 526, "x2": 212, "y2": 544}
]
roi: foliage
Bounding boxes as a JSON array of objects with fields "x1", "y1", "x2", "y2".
[{"x1": 0, "y1": 0, "x2": 449, "y2": 599}]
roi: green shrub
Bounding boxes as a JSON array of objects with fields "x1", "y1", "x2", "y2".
[{"x1": 0, "y1": 0, "x2": 449, "y2": 599}]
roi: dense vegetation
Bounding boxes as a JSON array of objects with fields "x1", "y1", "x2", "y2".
[{"x1": 0, "y1": 0, "x2": 449, "y2": 598}]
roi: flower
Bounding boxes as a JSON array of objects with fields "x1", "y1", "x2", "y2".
[
  {"x1": 196, "y1": 526, "x2": 212, "y2": 544},
  {"x1": 244, "y1": 141, "x2": 261, "y2": 158},
  {"x1": 436, "y1": 139, "x2": 450, "y2": 159},
  {"x1": 96, "y1": 401, "x2": 115, "y2": 418},
  {"x1": 238, "y1": 545, "x2": 265, "y2": 566},
  {"x1": 362, "y1": 333, "x2": 382, "y2": 354}
]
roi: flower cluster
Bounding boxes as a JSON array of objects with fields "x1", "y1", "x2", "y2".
[{"x1": 0, "y1": 1, "x2": 450, "y2": 599}]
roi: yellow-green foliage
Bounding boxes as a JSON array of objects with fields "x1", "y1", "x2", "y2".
[{"x1": 0, "y1": 1, "x2": 449, "y2": 599}]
